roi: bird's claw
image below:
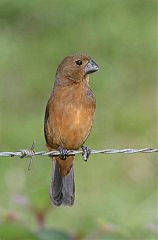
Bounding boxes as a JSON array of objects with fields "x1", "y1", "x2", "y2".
[
  {"x1": 82, "y1": 146, "x2": 91, "y2": 161},
  {"x1": 58, "y1": 146, "x2": 68, "y2": 160}
]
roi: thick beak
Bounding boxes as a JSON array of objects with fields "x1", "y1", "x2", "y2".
[{"x1": 84, "y1": 59, "x2": 99, "y2": 74}]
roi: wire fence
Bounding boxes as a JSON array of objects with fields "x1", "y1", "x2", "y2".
[
  {"x1": 0, "y1": 143, "x2": 157, "y2": 170},
  {"x1": 0, "y1": 142, "x2": 157, "y2": 160}
]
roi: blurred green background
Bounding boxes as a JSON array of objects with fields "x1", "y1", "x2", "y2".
[{"x1": 0, "y1": 0, "x2": 157, "y2": 239}]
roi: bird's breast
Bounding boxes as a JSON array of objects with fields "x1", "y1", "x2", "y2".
[{"x1": 49, "y1": 84, "x2": 96, "y2": 149}]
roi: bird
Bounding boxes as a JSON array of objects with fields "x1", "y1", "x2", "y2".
[{"x1": 44, "y1": 54, "x2": 99, "y2": 206}]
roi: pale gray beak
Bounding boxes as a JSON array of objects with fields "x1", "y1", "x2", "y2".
[{"x1": 84, "y1": 59, "x2": 99, "y2": 74}]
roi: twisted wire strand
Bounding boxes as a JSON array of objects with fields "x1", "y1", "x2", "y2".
[{"x1": 0, "y1": 148, "x2": 157, "y2": 159}]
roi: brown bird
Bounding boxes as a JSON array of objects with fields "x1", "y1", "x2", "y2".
[{"x1": 44, "y1": 54, "x2": 99, "y2": 206}]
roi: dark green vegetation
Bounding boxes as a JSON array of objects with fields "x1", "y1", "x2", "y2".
[{"x1": 0, "y1": 0, "x2": 157, "y2": 239}]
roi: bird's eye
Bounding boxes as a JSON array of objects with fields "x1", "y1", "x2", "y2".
[{"x1": 75, "y1": 60, "x2": 82, "y2": 66}]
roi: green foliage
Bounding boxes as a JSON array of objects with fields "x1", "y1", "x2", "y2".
[
  {"x1": 0, "y1": 223, "x2": 38, "y2": 240},
  {"x1": 37, "y1": 229, "x2": 71, "y2": 240},
  {"x1": 0, "y1": 0, "x2": 156, "y2": 239}
]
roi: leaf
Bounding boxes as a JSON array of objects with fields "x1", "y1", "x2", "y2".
[
  {"x1": 37, "y1": 229, "x2": 71, "y2": 240},
  {"x1": 0, "y1": 223, "x2": 38, "y2": 240}
]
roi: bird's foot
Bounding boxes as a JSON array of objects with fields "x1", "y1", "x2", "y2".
[
  {"x1": 81, "y1": 146, "x2": 91, "y2": 161},
  {"x1": 58, "y1": 146, "x2": 68, "y2": 160}
]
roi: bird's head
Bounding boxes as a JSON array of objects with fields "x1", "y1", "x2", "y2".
[{"x1": 55, "y1": 54, "x2": 99, "y2": 85}]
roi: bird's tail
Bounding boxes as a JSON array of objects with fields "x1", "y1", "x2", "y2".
[{"x1": 50, "y1": 158, "x2": 75, "y2": 206}]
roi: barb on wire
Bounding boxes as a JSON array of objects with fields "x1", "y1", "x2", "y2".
[
  {"x1": 0, "y1": 142, "x2": 157, "y2": 160},
  {"x1": 25, "y1": 140, "x2": 36, "y2": 170}
]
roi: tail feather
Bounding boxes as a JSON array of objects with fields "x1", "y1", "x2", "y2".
[
  {"x1": 62, "y1": 169, "x2": 75, "y2": 206},
  {"x1": 50, "y1": 160, "x2": 75, "y2": 206}
]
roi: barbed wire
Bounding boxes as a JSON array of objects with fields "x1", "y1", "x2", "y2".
[
  {"x1": 0, "y1": 145, "x2": 157, "y2": 159},
  {"x1": 1, "y1": 144, "x2": 156, "y2": 170}
]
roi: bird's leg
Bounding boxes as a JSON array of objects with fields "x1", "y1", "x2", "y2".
[
  {"x1": 58, "y1": 146, "x2": 68, "y2": 160},
  {"x1": 81, "y1": 146, "x2": 91, "y2": 162}
]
